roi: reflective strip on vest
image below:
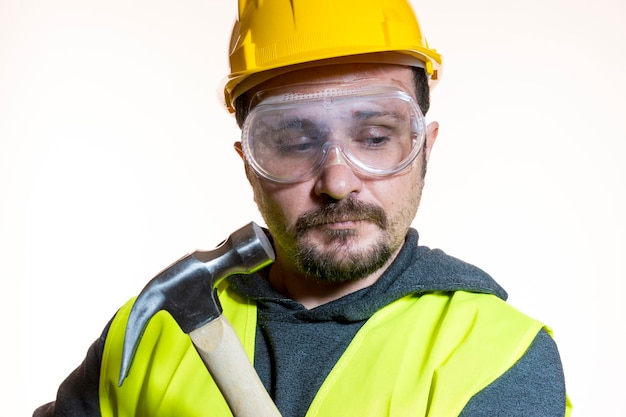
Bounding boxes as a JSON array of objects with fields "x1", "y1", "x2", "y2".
[{"x1": 99, "y1": 287, "x2": 552, "y2": 417}]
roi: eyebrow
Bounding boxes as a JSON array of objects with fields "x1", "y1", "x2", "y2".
[
  {"x1": 277, "y1": 117, "x2": 318, "y2": 130},
  {"x1": 352, "y1": 109, "x2": 405, "y2": 121}
]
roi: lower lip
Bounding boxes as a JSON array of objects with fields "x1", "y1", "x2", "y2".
[{"x1": 322, "y1": 220, "x2": 360, "y2": 229}]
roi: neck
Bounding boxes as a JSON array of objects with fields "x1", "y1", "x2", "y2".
[{"x1": 267, "y1": 248, "x2": 400, "y2": 309}]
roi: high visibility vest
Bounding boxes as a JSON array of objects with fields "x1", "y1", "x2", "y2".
[{"x1": 100, "y1": 284, "x2": 570, "y2": 416}]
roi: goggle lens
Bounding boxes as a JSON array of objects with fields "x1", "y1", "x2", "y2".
[{"x1": 242, "y1": 86, "x2": 426, "y2": 183}]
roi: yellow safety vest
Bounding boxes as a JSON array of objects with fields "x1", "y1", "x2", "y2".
[{"x1": 100, "y1": 284, "x2": 571, "y2": 416}]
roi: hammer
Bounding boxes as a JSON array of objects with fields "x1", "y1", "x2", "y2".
[{"x1": 118, "y1": 222, "x2": 282, "y2": 417}]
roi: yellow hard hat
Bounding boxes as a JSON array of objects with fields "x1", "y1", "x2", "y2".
[{"x1": 224, "y1": 0, "x2": 442, "y2": 113}]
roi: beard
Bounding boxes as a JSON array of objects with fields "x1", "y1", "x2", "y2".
[
  {"x1": 287, "y1": 197, "x2": 397, "y2": 283},
  {"x1": 250, "y1": 152, "x2": 426, "y2": 285}
]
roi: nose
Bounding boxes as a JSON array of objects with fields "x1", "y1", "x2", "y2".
[{"x1": 314, "y1": 147, "x2": 362, "y2": 200}]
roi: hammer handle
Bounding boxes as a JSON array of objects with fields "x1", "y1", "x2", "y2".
[{"x1": 190, "y1": 315, "x2": 282, "y2": 417}]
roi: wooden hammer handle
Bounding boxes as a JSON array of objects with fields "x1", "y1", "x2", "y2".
[{"x1": 190, "y1": 315, "x2": 282, "y2": 417}]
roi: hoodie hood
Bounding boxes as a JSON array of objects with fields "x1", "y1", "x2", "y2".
[{"x1": 228, "y1": 228, "x2": 507, "y2": 322}]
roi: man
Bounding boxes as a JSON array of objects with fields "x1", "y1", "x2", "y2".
[{"x1": 34, "y1": 0, "x2": 571, "y2": 416}]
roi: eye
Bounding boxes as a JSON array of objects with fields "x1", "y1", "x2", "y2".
[
  {"x1": 355, "y1": 126, "x2": 396, "y2": 149},
  {"x1": 276, "y1": 135, "x2": 321, "y2": 154},
  {"x1": 363, "y1": 135, "x2": 391, "y2": 147}
]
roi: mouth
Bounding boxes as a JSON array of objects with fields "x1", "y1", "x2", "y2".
[{"x1": 315, "y1": 219, "x2": 363, "y2": 229}]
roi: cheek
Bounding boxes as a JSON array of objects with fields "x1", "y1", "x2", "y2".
[
  {"x1": 250, "y1": 178, "x2": 279, "y2": 216},
  {"x1": 249, "y1": 177, "x2": 312, "y2": 226},
  {"x1": 377, "y1": 165, "x2": 423, "y2": 201},
  {"x1": 375, "y1": 169, "x2": 424, "y2": 221}
]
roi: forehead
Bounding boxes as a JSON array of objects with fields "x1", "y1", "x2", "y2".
[{"x1": 251, "y1": 63, "x2": 416, "y2": 99}]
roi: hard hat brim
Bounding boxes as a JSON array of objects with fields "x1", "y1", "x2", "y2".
[{"x1": 224, "y1": 51, "x2": 442, "y2": 114}]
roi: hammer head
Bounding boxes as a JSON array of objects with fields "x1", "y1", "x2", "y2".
[{"x1": 118, "y1": 222, "x2": 274, "y2": 386}]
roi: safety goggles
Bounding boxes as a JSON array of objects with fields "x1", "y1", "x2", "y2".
[{"x1": 241, "y1": 83, "x2": 426, "y2": 184}]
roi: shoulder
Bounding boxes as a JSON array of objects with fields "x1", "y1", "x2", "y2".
[
  {"x1": 395, "y1": 229, "x2": 508, "y2": 300},
  {"x1": 459, "y1": 328, "x2": 567, "y2": 416}
]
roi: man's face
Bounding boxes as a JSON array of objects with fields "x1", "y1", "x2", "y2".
[{"x1": 236, "y1": 64, "x2": 438, "y2": 283}]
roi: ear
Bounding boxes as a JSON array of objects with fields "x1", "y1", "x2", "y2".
[
  {"x1": 234, "y1": 141, "x2": 256, "y2": 182},
  {"x1": 234, "y1": 141, "x2": 245, "y2": 161},
  {"x1": 424, "y1": 121, "x2": 439, "y2": 162}
]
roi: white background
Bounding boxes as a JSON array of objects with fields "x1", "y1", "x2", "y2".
[{"x1": 2, "y1": 0, "x2": 624, "y2": 415}]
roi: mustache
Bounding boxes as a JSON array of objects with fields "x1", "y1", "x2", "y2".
[{"x1": 295, "y1": 197, "x2": 387, "y2": 236}]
